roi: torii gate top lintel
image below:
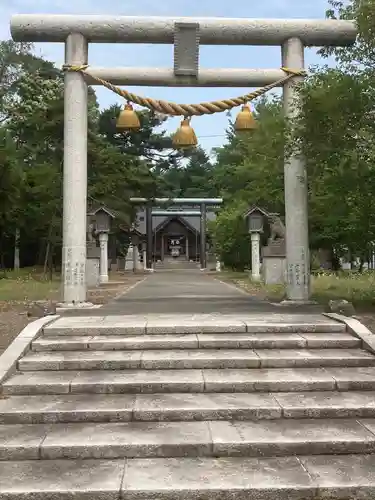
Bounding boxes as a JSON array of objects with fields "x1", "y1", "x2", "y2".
[{"x1": 10, "y1": 15, "x2": 356, "y2": 46}]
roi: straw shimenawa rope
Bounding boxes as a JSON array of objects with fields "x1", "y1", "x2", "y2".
[{"x1": 62, "y1": 65, "x2": 306, "y2": 116}]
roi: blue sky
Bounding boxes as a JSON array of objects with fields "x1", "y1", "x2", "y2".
[{"x1": 1, "y1": 0, "x2": 335, "y2": 152}]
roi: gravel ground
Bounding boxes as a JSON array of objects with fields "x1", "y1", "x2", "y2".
[
  {"x1": 0, "y1": 308, "x2": 32, "y2": 355},
  {"x1": 0, "y1": 275, "x2": 144, "y2": 355}
]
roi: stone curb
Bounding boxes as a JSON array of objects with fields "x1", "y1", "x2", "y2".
[
  {"x1": 323, "y1": 312, "x2": 375, "y2": 355},
  {"x1": 0, "y1": 315, "x2": 60, "y2": 387}
]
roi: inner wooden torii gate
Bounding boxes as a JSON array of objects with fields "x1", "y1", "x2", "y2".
[
  {"x1": 10, "y1": 14, "x2": 356, "y2": 306},
  {"x1": 131, "y1": 197, "x2": 223, "y2": 270}
]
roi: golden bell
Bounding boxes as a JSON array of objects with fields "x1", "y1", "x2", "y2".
[
  {"x1": 116, "y1": 103, "x2": 140, "y2": 131},
  {"x1": 234, "y1": 104, "x2": 257, "y2": 132},
  {"x1": 172, "y1": 118, "x2": 198, "y2": 148}
]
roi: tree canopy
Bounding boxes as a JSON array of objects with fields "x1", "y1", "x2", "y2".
[{"x1": 1, "y1": 0, "x2": 375, "y2": 271}]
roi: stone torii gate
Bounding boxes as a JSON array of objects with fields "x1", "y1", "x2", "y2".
[{"x1": 10, "y1": 14, "x2": 356, "y2": 306}]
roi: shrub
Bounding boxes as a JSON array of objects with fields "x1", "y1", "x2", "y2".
[{"x1": 209, "y1": 204, "x2": 250, "y2": 271}]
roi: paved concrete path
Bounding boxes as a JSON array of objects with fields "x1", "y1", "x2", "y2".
[{"x1": 65, "y1": 269, "x2": 323, "y2": 316}]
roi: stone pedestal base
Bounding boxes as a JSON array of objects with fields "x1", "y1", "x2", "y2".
[
  {"x1": 134, "y1": 246, "x2": 143, "y2": 271},
  {"x1": 143, "y1": 250, "x2": 147, "y2": 270},
  {"x1": 125, "y1": 244, "x2": 134, "y2": 271},
  {"x1": 262, "y1": 256, "x2": 286, "y2": 284},
  {"x1": 86, "y1": 241, "x2": 100, "y2": 259},
  {"x1": 262, "y1": 239, "x2": 286, "y2": 285},
  {"x1": 86, "y1": 258, "x2": 100, "y2": 287}
]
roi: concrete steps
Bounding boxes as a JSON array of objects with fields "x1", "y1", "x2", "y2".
[
  {"x1": 43, "y1": 319, "x2": 347, "y2": 336},
  {"x1": 6, "y1": 366, "x2": 375, "y2": 395},
  {"x1": 18, "y1": 348, "x2": 375, "y2": 371},
  {"x1": 3, "y1": 313, "x2": 375, "y2": 498},
  {"x1": 1, "y1": 454, "x2": 375, "y2": 499},
  {"x1": 0, "y1": 391, "x2": 375, "y2": 424},
  {"x1": 2, "y1": 418, "x2": 375, "y2": 460},
  {"x1": 32, "y1": 332, "x2": 361, "y2": 351},
  {"x1": 3, "y1": 391, "x2": 375, "y2": 424}
]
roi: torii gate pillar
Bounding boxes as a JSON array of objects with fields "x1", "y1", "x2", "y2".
[
  {"x1": 62, "y1": 33, "x2": 91, "y2": 306},
  {"x1": 282, "y1": 37, "x2": 310, "y2": 303}
]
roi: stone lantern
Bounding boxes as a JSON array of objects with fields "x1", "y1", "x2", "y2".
[
  {"x1": 131, "y1": 232, "x2": 142, "y2": 271},
  {"x1": 95, "y1": 209, "x2": 111, "y2": 233},
  {"x1": 247, "y1": 210, "x2": 264, "y2": 234},
  {"x1": 125, "y1": 229, "x2": 143, "y2": 272},
  {"x1": 141, "y1": 240, "x2": 147, "y2": 270},
  {"x1": 90, "y1": 207, "x2": 115, "y2": 284},
  {"x1": 244, "y1": 206, "x2": 269, "y2": 281}
]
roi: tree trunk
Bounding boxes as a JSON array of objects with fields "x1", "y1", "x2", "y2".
[
  {"x1": 37, "y1": 240, "x2": 45, "y2": 267},
  {"x1": 349, "y1": 250, "x2": 354, "y2": 270},
  {"x1": 43, "y1": 240, "x2": 50, "y2": 276},
  {"x1": 359, "y1": 255, "x2": 365, "y2": 273},
  {"x1": 48, "y1": 244, "x2": 54, "y2": 281},
  {"x1": 43, "y1": 217, "x2": 56, "y2": 279},
  {"x1": 0, "y1": 228, "x2": 6, "y2": 277},
  {"x1": 330, "y1": 247, "x2": 341, "y2": 272},
  {"x1": 14, "y1": 228, "x2": 20, "y2": 270}
]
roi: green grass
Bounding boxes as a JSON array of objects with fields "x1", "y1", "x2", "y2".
[
  {"x1": 0, "y1": 267, "x2": 132, "y2": 303},
  {"x1": 311, "y1": 271, "x2": 375, "y2": 308},
  {"x1": 218, "y1": 270, "x2": 375, "y2": 309},
  {"x1": 3, "y1": 266, "x2": 375, "y2": 308},
  {"x1": 0, "y1": 268, "x2": 60, "y2": 302},
  {"x1": 217, "y1": 271, "x2": 285, "y2": 301}
]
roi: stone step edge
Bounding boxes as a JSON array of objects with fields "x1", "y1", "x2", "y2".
[
  {"x1": 31, "y1": 333, "x2": 361, "y2": 352},
  {"x1": 1, "y1": 418, "x2": 375, "y2": 461},
  {"x1": 5, "y1": 366, "x2": 375, "y2": 394},
  {"x1": 3, "y1": 391, "x2": 375, "y2": 423},
  {"x1": 43, "y1": 322, "x2": 347, "y2": 336},
  {"x1": 3, "y1": 390, "x2": 375, "y2": 423},
  {"x1": 18, "y1": 348, "x2": 375, "y2": 372},
  {"x1": 0, "y1": 454, "x2": 374, "y2": 499}
]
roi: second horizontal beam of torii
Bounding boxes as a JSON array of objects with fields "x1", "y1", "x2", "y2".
[
  {"x1": 152, "y1": 211, "x2": 202, "y2": 216},
  {"x1": 130, "y1": 198, "x2": 223, "y2": 205},
  {"x1": 85, "y1": 67, "x2": 300, "y2": 88}
]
